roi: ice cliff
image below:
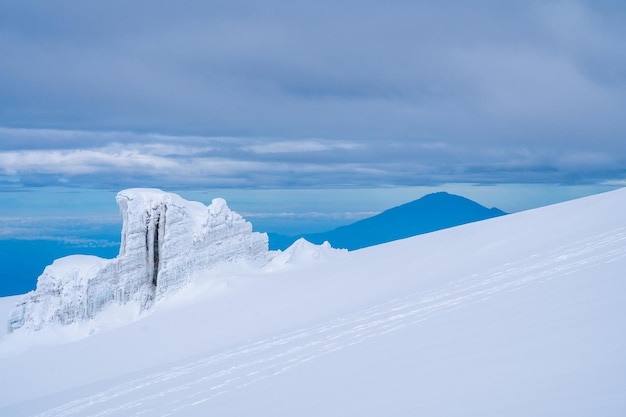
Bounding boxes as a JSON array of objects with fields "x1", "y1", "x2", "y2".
[{"x1": 8, "y1": 189, "x2": 268, "y2": 333}]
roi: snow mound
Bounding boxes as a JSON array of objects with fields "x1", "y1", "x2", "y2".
[
  {"x1": 7, "y1": 189, "x2": 268, "y2": 333},
  {"x1": 267, "y1": 238, "x2": 347, "y2": 270}
]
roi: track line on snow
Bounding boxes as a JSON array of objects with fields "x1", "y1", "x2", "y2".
[{"x1": 29, "y1": 226, "x2": 626, "y2": 417}]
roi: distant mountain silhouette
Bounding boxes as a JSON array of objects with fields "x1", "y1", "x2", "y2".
[{"x1": 269, "y1": 192, "x2": 506, "y2": 250}]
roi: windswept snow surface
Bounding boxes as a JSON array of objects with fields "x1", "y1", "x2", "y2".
[{"x1": 1, "y1": 189, "x2": 626, "y2": 416}]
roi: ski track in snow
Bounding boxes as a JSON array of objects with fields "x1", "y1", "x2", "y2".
[{"x1": 26, "y1": 226, "x2": 626, "y2": 417}]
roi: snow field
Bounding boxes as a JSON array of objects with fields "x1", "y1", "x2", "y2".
[{"x1": 1, "y1": 188, "x2": 626, "y2": 416}]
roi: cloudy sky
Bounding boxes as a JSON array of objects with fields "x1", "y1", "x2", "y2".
[{"x1": 1, "y1": 0, "x2": 625, "y2": 235}]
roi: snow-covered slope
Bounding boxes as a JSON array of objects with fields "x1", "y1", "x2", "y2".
[
  {"x1": 1, "y1": 188, "x2": 625, "y2": 416},
  {"x1": 8, "y1": 189, "x2": 268, "y2": 333},
  {"x1": 0, "y1": 296, "x2": 19, "y2": 338}
]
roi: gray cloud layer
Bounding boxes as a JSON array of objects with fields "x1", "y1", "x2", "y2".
[{"x1": 1, "y1": 1, "x2": 625, "y2": 188}]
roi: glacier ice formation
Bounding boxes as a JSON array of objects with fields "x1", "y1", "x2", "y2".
[{"x1": 8, "y1": 189, "x2": 269, "y2": 333}]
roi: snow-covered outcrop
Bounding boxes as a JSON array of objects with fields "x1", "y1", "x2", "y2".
[
  {"x1": 267, "y1": 238, "x2": 347, "y2": 271},
  {"x1": 8, "y1": 189, "x2": 268, "y2": 333}
]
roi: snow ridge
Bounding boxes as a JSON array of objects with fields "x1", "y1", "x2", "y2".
[{"x1": 8, "y1": 189, "x2": 269, "y2": 333}]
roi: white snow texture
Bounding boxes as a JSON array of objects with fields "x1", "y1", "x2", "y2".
[
  {"x1": 1, "y1": 188, "x2": 625, "y2": 417},
  {"x1": 7, "y1": 189, "x2": 269, "y2": 333}
]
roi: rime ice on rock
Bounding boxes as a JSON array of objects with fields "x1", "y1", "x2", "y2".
[{"x1": 8, "y1": 189, "x2": 268, "y2": 333}]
